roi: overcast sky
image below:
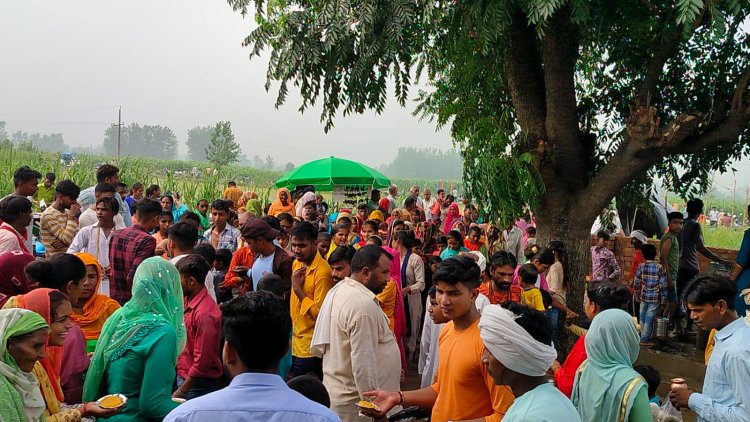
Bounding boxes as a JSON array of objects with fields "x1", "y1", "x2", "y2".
[
  {"x1": 0, "y1": 0, "x2": 452, "y2": 168},
  {"x1": 0, "y1": 0, "x2": 747, "y2": 193}
]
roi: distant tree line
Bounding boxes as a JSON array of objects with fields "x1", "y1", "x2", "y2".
[
  {"x1": 103, "y1": 123, "x2": 178, "y2": 160},
  {"x1": 378, "y1": 147, "x2": 463, "y2": 180},
  {"x1": 0, "y1": 121, "x2": 71, "y2": 152}
]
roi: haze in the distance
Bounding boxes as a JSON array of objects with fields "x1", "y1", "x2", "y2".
[
  {"x1": 0, "y1": 0, "x2": 747, "y2": 194},
  {"x1": 0, "y1": 0, "x2": 452, "y2": 168}
]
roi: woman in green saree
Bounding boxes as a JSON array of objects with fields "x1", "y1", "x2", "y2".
[
  {"x1": 572, "y1": 308, "x2": 652, "y2": 422},
  {"x1": 83, "y1": 257, "x2": 187, "y2": 421},
  {"x1": 0, "y1": 308, "x2": 48, "y2": 422}
]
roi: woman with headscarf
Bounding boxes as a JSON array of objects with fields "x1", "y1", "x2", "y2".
[
  {"x1": 443, "y1": 202, "x2": 460, "y2": 235},
  {"x1": 385, "y1": 219, "x2": 405, "y2": 249},
  {"x1": 0, "y1": 250, "x2": 36, "y2": 308},
  {"x1": 571, "y1": 309, "x2": 652, "y2": 422},
  {"x1": 244, "y1": 198, "x2": 263, "y2": 217},
  {"x1": 335, "y1": 212, "x2": 360, "y2": 245},
  {"x1": 368, "y1": 209, "x2": 385, "y2": 224},
  {"x1": 376, "y1": 197, "x2": 388, "y2": 215},
  {"x1": 295, "y1": 191, "x2": 317, "y2": 218},
  {"x1": 83, "y1": 257, "x2": 186, "y2": 421},
  {"x1": 393, "y1": 230, "x2": 425, "y2": 363},
  {"x1": 552, "y1": 282, "x2": 631, "y2": 398},
  {"x1": 236, "y1": 191, "x2": 258, "y2": 211},
  {"x1": 480, "y1": 224, "x2": 505, "y2": 258},
  {"x1": 8, "y1": 290, "x2": 119, "y2": 421},
  {"x1": 10, "y1": 254, "x2": 92, "y2": 405},
  {"x1": 0, "y1": 308, "x2": 49, "y2": 422},
  {"x1": 267, "y1": 188, "x2": 296, "y2": 217},
  {"x1": 70, "y1": 253, "x2": 121, "y2": 353}
]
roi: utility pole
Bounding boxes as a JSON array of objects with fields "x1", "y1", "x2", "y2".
[
  {"x1": 117, "y1": 106, "x2": 122, "y2": 165},
  {"x1": 744, "y1": 186, "x2": 749, "y2": 226}
]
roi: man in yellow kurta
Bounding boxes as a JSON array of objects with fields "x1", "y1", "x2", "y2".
[{"x1": 289, "y1": 221, "x2": 333, "y2": 379}]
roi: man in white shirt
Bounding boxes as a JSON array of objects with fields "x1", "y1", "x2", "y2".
[
  {"x1": 311, "y1": 245, "x2": 401, "y2": 421},
  {"x1": 78, "y1": 164, "x2": 132, "y2": 227},
  {"x1": 423, "y1": 189, "x2": 437, "y2": 217},
  {"x1": 78, "y1": 183, "x2": 125, "y2": 228},
  {"x1": 503, "y1": 222, "x2": 525, "y2": 263},
  {"x1": 386, "y1": 185, "x2": 398, "y2": 214},
  {"x1": 166, "y1": 222, "x2": 218, "y2": 302},
  {"x1": 403, "y1": 186, "x2": 424, "y2": 210},
  {"x1": 68, "y1": 196, "x2": 124, "y2": 295}
]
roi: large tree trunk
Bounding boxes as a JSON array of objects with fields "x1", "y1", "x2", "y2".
[{"x1": 535, "y1": 198, "x2": 595, "y2": 356}]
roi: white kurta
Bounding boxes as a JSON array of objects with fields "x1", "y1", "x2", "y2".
[{"x1": 320, "y1": 278, "x2": 401, "y2": 421}]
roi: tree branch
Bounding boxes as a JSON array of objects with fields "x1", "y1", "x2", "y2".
[
  {"x1": 637, "y1": 4, "x2": 709, "y2": 100},
  {"x1": 540, "y1": 7, "x2": 584, "y2": 189},
  {"x1": 503, "y1": 11, "x2": 546, "y2": 137},
  {"x1": 574, "y1": 63, "x2": 750, "y2": 227}
]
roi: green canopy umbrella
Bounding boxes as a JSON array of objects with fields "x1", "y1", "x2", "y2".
[{"x1": 275, "y1": 156, "x2": 390, "y2": 192}]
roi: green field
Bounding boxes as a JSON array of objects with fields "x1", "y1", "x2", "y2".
[
  {"x1": 702, "y1": 226, "x2": 748, "y2": 250},
  {"x1": 0, "y1": 143, "x2": 459, "y2": 209}
]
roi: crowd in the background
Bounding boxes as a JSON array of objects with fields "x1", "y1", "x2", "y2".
[{"x1": 0, "y1": 164, "x2": 748, "y2": 422}]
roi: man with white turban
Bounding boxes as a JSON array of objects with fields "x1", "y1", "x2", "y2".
[{"x1": 479, "y1": 302, "x2": 581, "y2": 421}]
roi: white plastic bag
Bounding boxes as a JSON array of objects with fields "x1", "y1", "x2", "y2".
[{"x1": 658, "y1": 398, "x2": 683, "y2": 421}]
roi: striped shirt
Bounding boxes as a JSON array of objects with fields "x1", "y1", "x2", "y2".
[{"x1": 40, "y1": 207, "x2": 79, "y2": 256}]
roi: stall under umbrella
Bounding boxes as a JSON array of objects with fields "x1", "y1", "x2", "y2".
[{"x1": 275, "y1": 156, "x2": 390, "y2": 192}]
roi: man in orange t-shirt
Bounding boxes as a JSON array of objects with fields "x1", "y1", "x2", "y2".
[
  {"x1": 363, "y1": 256, "x2": 514, "y2": 421},
  {"x1": 479, "y1": 251, "x2": 522, "y2": 305}
]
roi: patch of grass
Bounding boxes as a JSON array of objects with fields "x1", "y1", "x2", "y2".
[{"x1": 702, "y1": 226, "x2": 748, "y2": 249}]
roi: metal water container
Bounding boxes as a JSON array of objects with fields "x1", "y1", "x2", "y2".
[{"x1": 655, "y1": 317, "x2": 669, "y2": 340}]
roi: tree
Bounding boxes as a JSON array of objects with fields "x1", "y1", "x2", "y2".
[
  {"x1": 379, "y1": 147, "x2": 463, "y2": 179},
  {"x1": 9, "y1": 129, "x2": 69, "y2": 152},
  {"x1": 205, "y1": 121, "x2": 241, "y2": 167},
  {"x1": 264, "y1": 154, "x2": 276, "y2": 170},
  {"x1": 228, "y1": 0, "x2": 750, "y2": 347},
  {"x1": 250, "y1": 155, "x2": 265, "y2": 168},
  {"x1": 285, "y1": 161, "x2": 295, "y2": 172},
  {"x1": 103, "y1": 123, "x2": 178, "y2": 159},
  {"x1": 186, "y1": 125, "x2": 214, "y2": 161}
]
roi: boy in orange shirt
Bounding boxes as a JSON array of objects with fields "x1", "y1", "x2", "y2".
[{"x1": 364, "y1": 256, "x2": 514, "y2": 421}]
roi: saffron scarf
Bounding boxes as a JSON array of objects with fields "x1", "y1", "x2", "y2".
[
  {"x1": 71, "y1": 253, "x2": 121, "y2": 341},
  {"x1": 268, "y1": 188, "x2": 296, "y2": 217},
  {"x1": 0, "y1": 309, "x2": 48, "y2": 422}
]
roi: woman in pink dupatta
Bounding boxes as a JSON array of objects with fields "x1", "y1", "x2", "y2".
[
  {"x1": 443, "y1": 202, "x2": 460, "y2": 234},
  {"x1": 382, "y1": 245, "x2": 408, "y2": 379}
]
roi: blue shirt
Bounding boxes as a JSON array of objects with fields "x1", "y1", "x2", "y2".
[
  {"x1": 163, "y1": 373, "x2": 340, "y2": 422},
  {"x1": 440, "y1": 246, "x2": 469, "y2": 260},
  {"x1": 688, "y1": 317, "x2": 750, "y2": 422}
]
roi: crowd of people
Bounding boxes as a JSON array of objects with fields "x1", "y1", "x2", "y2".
[{"x1": 0, "y1": 164, "x2": 748, "y2": 422}]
